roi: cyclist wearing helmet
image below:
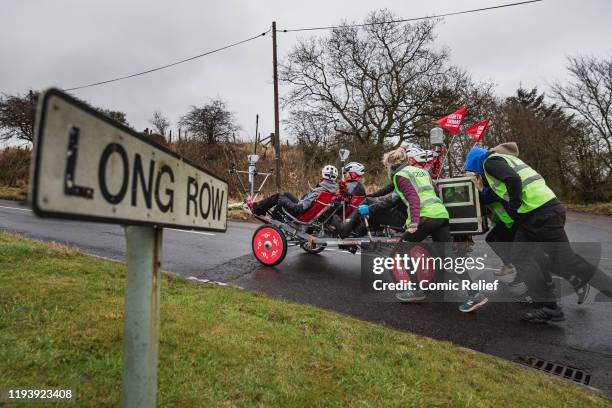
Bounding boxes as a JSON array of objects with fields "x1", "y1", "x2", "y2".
[
  {"x1": 249, "y1": 165, "x2": 338, "y2": 217},
  {"x1": 402, "y1": 143, "x2": 440, "y2": 175},
  {"x1": 341, "y1": 162, "x2": 366, "y2": 196}
]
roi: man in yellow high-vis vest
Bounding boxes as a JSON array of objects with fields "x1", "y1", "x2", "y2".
[
  {"x1": 469, "y1": 143, "x2": 521, "y2": 283},
  {"x1": 464, "y1": 145, "x2": 610, "y2": 323}
]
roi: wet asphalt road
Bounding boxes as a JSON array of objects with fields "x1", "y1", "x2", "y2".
[{"x1": 1, "y1": 200, "x2": 611, "y2": 394}]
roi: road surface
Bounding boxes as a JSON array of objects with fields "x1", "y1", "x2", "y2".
[{"x1": 1, "y1": 199, "x2": 611, "y2": 394}]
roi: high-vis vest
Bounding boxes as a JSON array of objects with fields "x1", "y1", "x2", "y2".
[
  {"x1": 393, "y1": 165, "x2": 449, "y2": 226},
  {"x1": 483, "y1": 153, "x2": 556, "y2": 214},
  {"x1": 487, "y1": 201, "x2": 514, "y2": 229}
]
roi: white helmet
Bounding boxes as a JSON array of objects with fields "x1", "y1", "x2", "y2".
[
  {"x1": 344, "y1": 162, "x2": 365, "y2": 176},
  {"x1": 403, "y1": 142, "x2": 438, "y2": 164},
  {"x1": 403, "y1": 143, "x2": 425, "y2": 158},
  {"x1": 321, "y1": 165, "x2": 339, "y2": 180}
]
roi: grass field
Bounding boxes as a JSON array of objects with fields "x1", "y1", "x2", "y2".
[
  {"x1": 566, "y1": 202, "x2": 612, "y2": 217},
  {"x1": 0, "y1": 185, "x2": 26, "y2": 201},
  {"x1": 0, "y1": 231, "x2": 610, "y2": 407}
]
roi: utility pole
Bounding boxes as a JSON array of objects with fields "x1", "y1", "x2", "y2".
[
  {"x1": 272, "y1": 21, "x2": 281, "y2": 190},
  {"x1": 29, "y1": 90, "x2": 35, "y2": 138}
]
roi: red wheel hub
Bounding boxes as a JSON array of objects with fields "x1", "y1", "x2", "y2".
[
  {"x1": 253, "y1": 227, "x2": 284, "y2": 265},
  {"x1": 410, "y1": 246, "x2": 435, "y2": 284},
  {"x1": 391, "y1": 250, "x2": 411, "y2": 285},
  {"x1": 391, "y1": 245, "x2": 435, "y2": 285}
]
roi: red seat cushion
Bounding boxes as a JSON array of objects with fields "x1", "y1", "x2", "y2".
[
  {"x1": 344, "y1": 195, "x2": 366, "y2": 217},
  {"x1": 297, "y1": 191, "x2": 337, "y2": 222}
]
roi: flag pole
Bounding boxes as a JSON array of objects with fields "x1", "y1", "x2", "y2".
[
  {"x1": 440, "y1": 130, "x2": 460, "y2": 178},
  {"x1": 435, "y1": 106, "x2": 468, "y2": 178}
]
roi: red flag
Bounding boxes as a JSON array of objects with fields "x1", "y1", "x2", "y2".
[
  {"x1": 435, "y1": 106, "x2": 468, "y2": 135},
  {"x1": 464, "y1": 119, "x2": 490, "y2": 142}
]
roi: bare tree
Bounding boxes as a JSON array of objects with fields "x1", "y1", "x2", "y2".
[
  {"x1": 285, "y1": 110, "x2": 336, "y2": 148},
  {"x1": 282, "y1": 10, "x2": 448, "y2": 146},
  {"x1": 0, "y1": 91, "x2": 38, "y2": 144},
  {"x1": 179, "y1": 99, "x2": 239, "y2": 144},
  {"x1": 551, "y1": 55, "x2": 612, "y2": 170},
  {"x1": 149, "y1": 110, "x2": 170, "y2": 135},
  {"x1": 0, "y1": 91, "x2": 130, "y2": 144}
]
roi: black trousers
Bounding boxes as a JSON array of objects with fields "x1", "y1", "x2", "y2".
[
  {"x1": 485, "y1": 223, "x2": 518, "y2": 265},
  {"x1": 337, "y1": 197, "x2": 405, "y2": 238},
  {"x1": 369, "y1": 206, "x2": 406, "y2": 230},
  {"x1": 401, "y1": 217, "x2": 451, "y2": 243},
  {"x1": 511, "y1": 203, "x2": 598, "y2": 307},
  {"x1": 253, "y1": 192, "x2": 302, "y2": 216}
]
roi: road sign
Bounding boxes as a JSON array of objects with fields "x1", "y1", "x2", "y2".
[
  {"x1": 30, "y1": 88, "x2": 227, "y2": 232},
  {"x1": 30, "y1": 88, "x2": 229, "y2": 407}
]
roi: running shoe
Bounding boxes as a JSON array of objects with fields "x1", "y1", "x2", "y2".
[
  {"x1": 458, "y1": 292, "x2": 489, "y2": 313},
  {"x1": 396, "y1": 290, "x2": 426, "y2": 302},
  {"x1": 494, "y1": 264, "x2": 517, "y2": 284},
  {"x1": 521, "y1": 306, "x2": 565, "y2": 323}
]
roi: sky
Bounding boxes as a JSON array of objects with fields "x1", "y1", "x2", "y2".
[{"x1": 2, "y1": 0, "x2": 611, "y2": 143}]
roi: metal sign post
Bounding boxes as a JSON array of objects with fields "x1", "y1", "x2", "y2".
[
  {"x1": 122, "y1": 226, "x2": 162, "y2": 407},
  {"x1": 29, "y1": 88, "x2": 228, "y2": 408}
]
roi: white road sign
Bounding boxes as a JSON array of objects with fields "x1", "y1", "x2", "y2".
[{"x1": 30, "y1": 88, "x2": 228, "y2": 232}]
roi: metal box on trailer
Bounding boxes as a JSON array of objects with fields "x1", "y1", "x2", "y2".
[{"x1": 436, "y1": 176, "x2": 488, "y2": 235}]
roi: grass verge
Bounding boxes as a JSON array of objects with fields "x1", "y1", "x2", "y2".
[
  {"x1": 227, "y1": 204, "x2": 252, "y2": 221},
  {"x1": 566, "y1": 203, "x2": 612, "y2": 217},
  {"x1": 0, "y1": 231, "x2": 610, "y2": 407},
  {"x1": 0, "y1": 185, "x2": 26, "y2": 201}
]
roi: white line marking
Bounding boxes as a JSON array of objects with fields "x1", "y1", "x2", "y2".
[
  {"x1": 87, "y1": 253, "x2": 123, "y2": 264},
  {"x1": 186, "y1": 276, "x2": 242, "y2": 289},
  {"x1": 0, "y1": 205, "x2": 31, "y2": 212},
  {"x1": 166, "y1": 228, "x2": 215, "y2": 236}
]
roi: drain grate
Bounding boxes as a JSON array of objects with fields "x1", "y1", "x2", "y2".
[{"x1": 518, "y1": 356, "x2": 591, "y2": 385}]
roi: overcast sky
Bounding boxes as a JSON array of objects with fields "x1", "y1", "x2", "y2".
[{"x1": 2, "y1": 0, "x2": 611, "y2": 142}]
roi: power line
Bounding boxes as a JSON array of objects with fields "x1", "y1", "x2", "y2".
[
  {"x1": 64, "y1": 29, "x2": 271, "y2": 91},
  {"x1": 62, "y1": 1, "x2": 542, "y2": 91},
  {"x1": 280, "y1": 0, "x2": 543, "y2": 33}
]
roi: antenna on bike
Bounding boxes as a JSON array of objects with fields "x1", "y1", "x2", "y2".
[
  {"x1": 247, "y1": 154, "x2": 260, "y2": 197},
  {"x1": 228, "y1": 154, "x2": 274, "y2": 209},
  {"x1": 338, "y1": 149, "x2": 350, "y2": 219},
  {"x1": 429, "y1": 127, "x2": 445, "y2": 179}
]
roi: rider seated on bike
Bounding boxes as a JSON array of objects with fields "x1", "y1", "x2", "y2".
[
  {"x1": 248, "y1": 165, "x2": 339, "y2": 217},
  {"x1": 339, "y1": 162, "x2": 366, "y2": 197}
]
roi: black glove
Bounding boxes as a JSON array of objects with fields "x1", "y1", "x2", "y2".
[{"x1": 508, "y1": 206, "x2": 524, "y2": 223}]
